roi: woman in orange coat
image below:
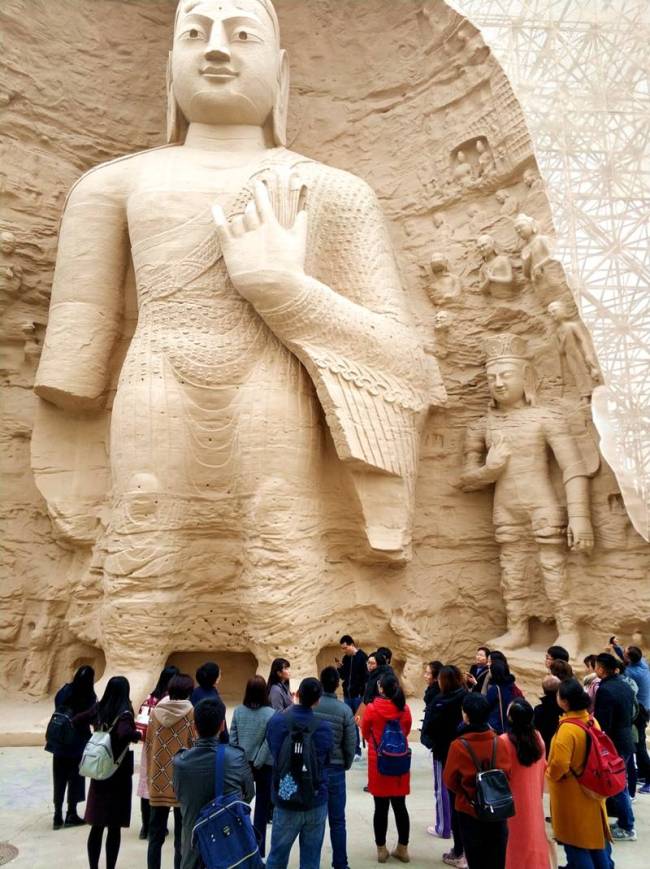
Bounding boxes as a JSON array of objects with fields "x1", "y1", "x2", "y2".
[
  {"x1": 546, "y1": 679, "x2": 613, "y2": 869},
  {"x1": 499, "y1": 698, "x2": 550, "y2": 869},
  {"x1": 361, "y1": 673, "x2": 412, "y2": 863}
]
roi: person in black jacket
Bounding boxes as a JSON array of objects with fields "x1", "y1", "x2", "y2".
[
  {"x1": 363, "y1": 651, "x2": 394, "y2": 707},
  {"x1": 532, "y1": 674, "x2": 561, "y2": 756},
  {"x1": 466, "y1": 646, "x2": 490, "y2": 693},
  {"x1": 336, "y1": 635, "x2": 368, "y2": 758},
  {"x1": 421, "y1": 666, "x2": 466, "y2": 860},
  {"x1": 594, "y1": 652, "x2": 636, "y2": 840},
  {"x1": 47, "y1": 665, "x2": 97, "y2": 829}
]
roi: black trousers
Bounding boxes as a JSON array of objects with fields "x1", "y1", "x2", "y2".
[
  {"x1": 52, "y1": 755, "x2": 85, "y2": 816},
  {"x1": 252, "y1": 763, "x2": 273, "y2": 857},
  {"x1": 372, "y1": 796, "x2": 410, "y2": 846},
  {"x1": 635, "y1": 713, "x2": 650, "y2": 781},
  {"x1": 147, "y1": 805, "x2": 182, "y2": 869},
  {"x1": 448, "y1": 790, "x2": 464, "y2": 858},
  {"x1": 457, "y1": 812, "x2": 508, "y2": 869}
]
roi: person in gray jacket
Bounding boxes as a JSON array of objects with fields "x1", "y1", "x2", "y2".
[
  {"x1": 173, "y1": 698, "x2": 254, "y2": 869},
  {"x1": 268, "y1": 657, "x2": 293, "y2": 711},
  {"x1": 230, "y1": 676, "x2": 275, "y2": 856},
  {"x1": 315, "y1": 666, "x2": 357, "y2": 869}
]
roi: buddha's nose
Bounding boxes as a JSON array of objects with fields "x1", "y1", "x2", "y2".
[{"x1": 205, "y1": 22, "x2": 231, "y2": 61}]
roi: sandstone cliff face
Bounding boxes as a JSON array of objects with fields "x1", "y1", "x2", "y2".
[{"x1": 1, "y1": 0, "x2": 648, "y2": 699}]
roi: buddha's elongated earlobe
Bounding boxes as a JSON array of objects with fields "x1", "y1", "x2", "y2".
[
  {"x1": 271, "y1": 50, "x2": 290, "y2": 147},
  {"x1": 166, "y1": 52, "x2": 189, "y2": 144}
]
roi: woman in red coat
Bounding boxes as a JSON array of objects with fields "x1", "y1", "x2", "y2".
[{"x1": 361, "y1": 673, "x2": 412, "y2": 863}]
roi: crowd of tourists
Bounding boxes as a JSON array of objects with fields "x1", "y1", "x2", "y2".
[{"x1": 44, "y1": 633, "x2": 648, "y2": 869}]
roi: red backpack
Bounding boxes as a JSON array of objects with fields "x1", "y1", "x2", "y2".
[{"x1": 560, "y1": 716, "x2": 626, "y2": 799}]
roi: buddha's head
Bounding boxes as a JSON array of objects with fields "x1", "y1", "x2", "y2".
[
  {"x1": 514, "y1": 213, "x2": 538, "y2": 240},
  {"x1": 548, "y1": 300, "x2": 570, "y2": 323},
  {"x1": 484, "y1": 333, "x2": 536, "y2": 407},
  {"x1": 430, "y1": 252, "x2": 449, "y2": 274},
  {"x1": 168, "y1": 0, "x2": 288, "y2": 145},
  {"x1": 476, "y1": 234, "x2": 496, "y2": 258}
]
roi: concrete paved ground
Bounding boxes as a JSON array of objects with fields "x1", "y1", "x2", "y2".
[{"x1": 0, "y1": 742, "x2": 648, "y2": 868}]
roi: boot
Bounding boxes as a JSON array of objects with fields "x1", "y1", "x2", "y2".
[
  {"x1": 64, "y1": 811, "x2": 85, "y2": 827},
  {"x1": 391, "y1": 844, "x2": 410, "y2": 863},
  {"x1": 53, "y1": 812, "x2": 63, "y2": 831},
  {"x1": 377, "y1": 845, "x2": 390, "y2": 863}
]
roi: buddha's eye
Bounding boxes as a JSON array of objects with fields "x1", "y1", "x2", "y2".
[
  {"x1": 234, "y1": 29, "x2": 249, "y2": 41},
  {"x1": 189, "y1": 28, "x2": 200, "y2": 38}
]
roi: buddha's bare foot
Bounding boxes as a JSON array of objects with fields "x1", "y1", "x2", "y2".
[{"x1": 488, "y1": 623, "x2": 529, "y2": 650}]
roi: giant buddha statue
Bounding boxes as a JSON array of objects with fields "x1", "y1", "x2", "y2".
[{"x1": 33, "y1": 0, "x2": 440, "y2": 696}]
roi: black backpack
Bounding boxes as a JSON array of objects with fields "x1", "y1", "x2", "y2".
[
  {"x1": 273, "y1": 712, "x2": 323, "y2": 810},
  {"x1": 459, "y1": 736, "x2": 515, "y2": 822},
  {"x1": 45, "y1": 708, "x2": 76, "y2": 754}
]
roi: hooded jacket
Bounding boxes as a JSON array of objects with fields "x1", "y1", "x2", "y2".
[
  {"x1": 421, "y1": 687, "x2": 466, "y2": 761},
  {"x1": 361, "y1": 696, "x2": 412, "y2": 797},
  {"x1": 145, "y1": 698, "x2": 195, "y2": 806}
]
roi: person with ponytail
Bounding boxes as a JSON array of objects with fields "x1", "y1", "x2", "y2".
[
  {"x1": 499, "y1": 699, "x2": 549, "y2": 869},
  {"x1": 361, "y1": 673, "x2": 412, "y2": 863}
]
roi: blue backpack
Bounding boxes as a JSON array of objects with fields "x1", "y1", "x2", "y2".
[
  {"x1": 374, "y1": 719, "x2": 411, "y2": 776},
  {"x1": 192, "y1": 744, "x2": 263, "y2": 869}
]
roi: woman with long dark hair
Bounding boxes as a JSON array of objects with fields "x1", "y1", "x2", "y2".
[
  {"x1": 267, "y1": 658, "x2": 293, "y2": 711},
  {"x1": 230, "y1": 675, "x2": 275, "y2": 856},
  {"x1": 82, "y1": 676, "x2": 141, "y2": 869},
  {"x1": 486, "y1": 658, "x2": 520, "y2": 734},
  {"x1": 547, "y1": 679, "x2": 613, "y2": 868},
  {"x1": 499, "y1": 699, "x2": 548, "y2": 869},
  {"x1": 421, "y1": 665, "x2": 466, "y2": 864},
  {"x1": 361, "y1": 673, "x2": 412, "y2": 863},
  {"x1": 135, "y1": 665, "x2": 179, "y2": 839},
  {"x1": 47, "y1": 665, "x2": 97, "y2": 829}
]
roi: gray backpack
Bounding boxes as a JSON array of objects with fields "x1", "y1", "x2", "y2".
[{"x1": 79, "y1": 714, "x2": 128, "y2": 780}]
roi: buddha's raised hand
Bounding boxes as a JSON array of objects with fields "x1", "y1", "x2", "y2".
[{"x1": 212, "y1": 172, "x2": 309, "y2": 307}]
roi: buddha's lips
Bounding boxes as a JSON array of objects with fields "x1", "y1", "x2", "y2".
[{"x1": 201, "y1": 66, "x2": 238, "y2": 79}]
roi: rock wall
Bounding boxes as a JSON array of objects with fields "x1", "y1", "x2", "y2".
[{"x1": 1, "y1": 0, "x2": 648, "y2": 699}]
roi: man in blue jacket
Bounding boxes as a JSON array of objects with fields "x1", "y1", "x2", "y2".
[
  {"x1": 625, "y1": 645, "x2": 650, "y2": 793},
  {"x1": 266, "y1": 678, "x2": 333, "y2": 869}
]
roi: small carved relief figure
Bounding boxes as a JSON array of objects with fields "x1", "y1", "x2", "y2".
[
  {"x1": 495, "y1": 188, "x2": 518, "y2": 216},
  {"x1": 477, "y1": 234, "x2": 516, "y2": 299},
  {"x1": 453, "y1": 149, "x2": 473, "y2": 186},
  {"x1": 427, "y1": 253, "x2": 461, "y2": 306},
  {"x1": 468, "y1": 203, "x2": 486, "y2": 235},
  {"x1": 513, "y1": 212, "x2": 560, "y2": 291},
  {"x1": 460, "y1": 333, "x2": 594, "y2": 656},
  {"x1": 523, "y1": 168, "x2": 544, "y2": 191},
  {"x1": 21, "y1": 322, "x2": 40, "y2": 360},
  {"x1": 475, "y1": 139, "x2": 493, "y2": 175},
  {"x1": 432, "y1": 309, "x2": 454, "y2": 359},
  {"x1": 0, "y1": 231, "x2": 22, "y2": 310},
  {"x1": 432, "y1": 212, "x2": 454, "y2": 244},
  {"x1": 548, "y1": 300, "x2": 602, "y2": 401}
]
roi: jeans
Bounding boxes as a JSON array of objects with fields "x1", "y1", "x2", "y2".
[
  {"x1": 457, "y1": 811, "x2": 508, "y2": 869},
  {"x1": 344, "y1": 697, "x2": 362, "y2": 755},
  {"x1": 266, "y1": 803, "x2": 328, "y2": 869},
  {"x1": 327, "y1": 767, "x2": 348, "y2": 869},
  {"x1": 635, "y1": 711, "x2": 650, "y2": 780},
  {"x1": 563, "y1": 842, "x2": 614, "y2": 869},
  {"x1": 252, "y1": 763, "x2": 273, "y2": 857},
  {"x1": 433, "y1": 757, "x2": 451, "y2": 837},
  {"x1": 609, "y1": 754, "x2": 635, "y2": 831},
  {"x1": 372, "y1": 796, "x2": 409, "y2": 847},
  {"x1": 147, "y1": 805, "x2": 182, "y2": 869}
]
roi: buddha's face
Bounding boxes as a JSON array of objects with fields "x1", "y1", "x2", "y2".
[
  {"x1": 486, "y1": 360, "x2": 526, "y2": 407},
  {"x1": 548, "y1": 301, "x2": 567, "y2": 323},
  {"x1": 477, "y1": 235, "x2": 494, "y2": 257},
  {"x1": 431, "y1": 254, "x2": 447, "y2": 273},
  {"x1": 172, "y1": 0, "x2": 279, "y2": 127},
  {"x1": 514, "y1": 217, "x2": 534, "y2": 239}
]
